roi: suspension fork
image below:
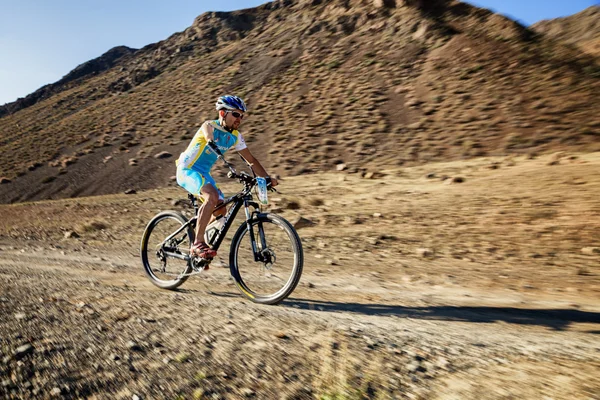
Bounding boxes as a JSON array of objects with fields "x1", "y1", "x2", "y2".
[{"x1": 244, "y1": 199, "x2": 267, "y2": 262}]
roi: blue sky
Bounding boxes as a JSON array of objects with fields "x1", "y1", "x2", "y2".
[{"x1": 0, "y1": 0, "x2": 597, "y2": 105}]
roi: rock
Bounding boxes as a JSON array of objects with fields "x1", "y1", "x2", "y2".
[
  {"x1": 406, "y1": 99, "x2": 422, "y2": 108},
  {"x1": 64, "y1": 231, "x2": 80, "y2": 239},
  {"x1": 292, "y1": 216, "x2": 316, "y2": 230},
  {"x1": 372, "y1": 212, "x2": 383, "y2": 218},
  {"x1": 129, "y1": 158, "x2": 138, "y2": 166},
  {"x1": 413, "y1": 22, "x2": 430, "y2": 40},
  {"x1": 445, "y1": 176, "x2": 465, "y2": 184},
  {"x1": 174, "y1": 353, "x2": 190, "y2": 363},
  {"x1": 406, "y1": 360, "x2": 426, "y2": 373},
  {"x1": 51, "y1": 387, "x2": 62, "y2": 396},
  {"x1": 124, "y1": 189, "x2": 137, "y2": 195},
  {"x1": 336, "y1": 163, "x2": 347, "y2": 171},
  {"x1": 169, "y1": 175, "x2": 177, "y2": 181},
  {"x1": 0, "y1": 177, "x2": 11, "y2": 184},
  {"x1": 285, "y1": 200, "x2": 301, "y2": 210},
  {"x1": 126, "y1": 341, "x2": 143, "y2": 352},
  {"x1": 28, "y1": 162, "x2": 42, "y2": 171},
  {"x1": 14, "y1": 344, "x2": 34, "y2": 359},
  {"x1": 14, "y1": 312, "x2": 27, "y2": 320},
  {"x1": 435, "y1": 357, "x2": 449, "y2": 370},
  {"x1": 581, "y1": 247, "x2": 600, "y2": 255},
  {"x1": 425, "y1": 173, "x2": 437, "y2": 179},
  {"x1": 154, "y1": 151, "x2": 172, "y2": 159},
  {"x1": 171, "y1": 199, "x2": 187, "y2": 207},
  {"x1": 363, "y1": 172, "x2": 375, "y2": 179},
  {"x1": 133, "y1": 395, "x2": 142, "y2": 400},
  {"x1": 416, "y1": 248, "x2": 434, "y2": 258},
  {"x1": 373, "y1": 0, "x2": 396, "y2": 8}
]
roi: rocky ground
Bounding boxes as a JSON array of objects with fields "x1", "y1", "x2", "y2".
[{"x1": 1, "y1": 152, "x2": 599, "y2": 399}]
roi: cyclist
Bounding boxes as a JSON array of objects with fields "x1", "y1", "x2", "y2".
[{"x1": 176, "y1": 95, "x2": 278, "y2": 260}]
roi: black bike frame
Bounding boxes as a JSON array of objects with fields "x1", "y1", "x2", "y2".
[{"x1": 161, "y1": 189, "x2": 265, "y2": 263}]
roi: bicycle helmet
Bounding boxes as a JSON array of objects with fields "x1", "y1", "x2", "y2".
[{"x1": 215, "y1": 95, "x2": 247, "y2": 112}]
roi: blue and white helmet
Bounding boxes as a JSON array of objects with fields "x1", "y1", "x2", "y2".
[{"x1": 215, "y1": 95, "x2": 247, "y2": 112}]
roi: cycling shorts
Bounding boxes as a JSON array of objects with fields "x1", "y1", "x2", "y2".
[{"x1": 176, "y1": 166, "x2": 224, "y2": 201}]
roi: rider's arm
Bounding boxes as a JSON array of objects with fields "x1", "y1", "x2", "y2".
[
  {"x1": 201, "y1": 121, "x2": 215, "y2": 141},
  {"x1": 237, "y1": 148, "x2": 278, "y2": 187}
]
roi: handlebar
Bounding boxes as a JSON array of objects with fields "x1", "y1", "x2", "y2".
[{"x1": 208, "y1": 140, "x2": 276, "y2": 191}]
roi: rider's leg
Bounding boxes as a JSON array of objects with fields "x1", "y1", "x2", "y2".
[{"x1": 193, "y1": 183, "x2": 220, "y2": 250}]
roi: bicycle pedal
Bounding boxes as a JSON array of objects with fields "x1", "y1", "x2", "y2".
[{"x1": 192, "y1": 257, "x2": 212, "y2": 272}]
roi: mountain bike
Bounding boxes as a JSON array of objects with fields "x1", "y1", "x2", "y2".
[{"x1": 140, "y1": 142, "x2": 303, "y2": 305}]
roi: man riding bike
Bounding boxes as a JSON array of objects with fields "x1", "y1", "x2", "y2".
[{"x1": 176, "y1": 95, "x2": 278, "y2": 260}]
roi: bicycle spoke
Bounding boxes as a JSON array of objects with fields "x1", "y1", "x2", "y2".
[
  {"x1": 141, "y1": 212, "x2": 192, "y2": 289},
  {"x1": 234, "y1": 218, "x2": 297, "y2": 298}
]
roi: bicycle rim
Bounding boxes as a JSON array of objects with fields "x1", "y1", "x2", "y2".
[
  {"x1": 143, "y1": 215, "x2": 191, "y2": 285},
  {"x1": 232, "y1": 218, "x2": 299, "y2": 300}
]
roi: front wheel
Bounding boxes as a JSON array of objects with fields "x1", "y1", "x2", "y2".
[
  {"x1": 229, "y1": 213, "x2": 303, "y2": 305},
  {"x1": 140, "y1": 211, "x2": 194, "y2": 290}
]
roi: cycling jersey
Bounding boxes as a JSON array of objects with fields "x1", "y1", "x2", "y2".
[
  {"x1": 177, "y1": 120, "x2": 247, "y2": 173},
  {"x1": 176, "y1": 120, "x2": 247, "y2": 198}
]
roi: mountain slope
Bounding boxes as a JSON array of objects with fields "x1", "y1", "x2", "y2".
[
  {"x1": 532, "y1": 6, "x2": 600, "y2": 57},
  {"x1": 0, "y1": 0, "x2": 599, "y2": 203}
]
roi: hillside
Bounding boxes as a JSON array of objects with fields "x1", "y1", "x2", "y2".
[
  {"x1": 0, "y1": 0, "x2": 599, "y2": 204},
  {"x1": 532, "y1": 6, "x2": 600, "y2": 57}
]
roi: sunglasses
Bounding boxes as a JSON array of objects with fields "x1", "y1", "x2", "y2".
[{"x1": 227, "y1": 111, "x2": 245, "y2": 120}]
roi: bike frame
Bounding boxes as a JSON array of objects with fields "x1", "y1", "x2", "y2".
[
  {"x1": 160, "y1": 142, "x2": 272, "y2": 264},
  {"x1": 160, "y1": 188, "x2": 267, "y2": 263}
]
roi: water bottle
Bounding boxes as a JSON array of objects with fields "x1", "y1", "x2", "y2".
[{"x1": 204, "y1": 216, "x2": 225, "y2": 245}]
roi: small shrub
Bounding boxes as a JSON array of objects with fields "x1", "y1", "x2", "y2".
[
  {"x1": 80, "y1": 221, "x2": 108, "y2": 232},
  {"x1": 308, "y1": 198, "x2": 325, "y2": 207},
  {"x1": 328, "y1": 60, "x2": 342, "y2": 69}
]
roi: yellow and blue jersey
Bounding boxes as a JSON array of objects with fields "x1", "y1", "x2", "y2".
[{"x1": 177, "y1": 120, "x2": 247, "y2": 173}]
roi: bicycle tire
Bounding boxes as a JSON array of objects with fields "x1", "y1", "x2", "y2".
[
  {"x1": 229, "y1": 213, "x2": 303, "y2": 305},
  {"x1": 140, "y1": 211, "x2": 194, "y2": 290}
]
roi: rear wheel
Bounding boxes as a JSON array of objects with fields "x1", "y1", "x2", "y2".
[
  {"x1": 229, "y1": 213, "x2": 303, "y2": 305},
  {"x1": 140, "y1": 211, "x2": 194, "y2": 290}
]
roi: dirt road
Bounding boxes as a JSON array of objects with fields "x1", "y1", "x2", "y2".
[
  {"x1": 1, "y1": 153, "x2": 599, "y2": 399},
  {"x1": 1, "y1": 242, "x2": 598, "y2": 400}
]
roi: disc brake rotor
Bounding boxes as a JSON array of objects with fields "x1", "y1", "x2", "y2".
[{"x1": 261, "y1": 249, "x2": 276, "y2": 270}]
